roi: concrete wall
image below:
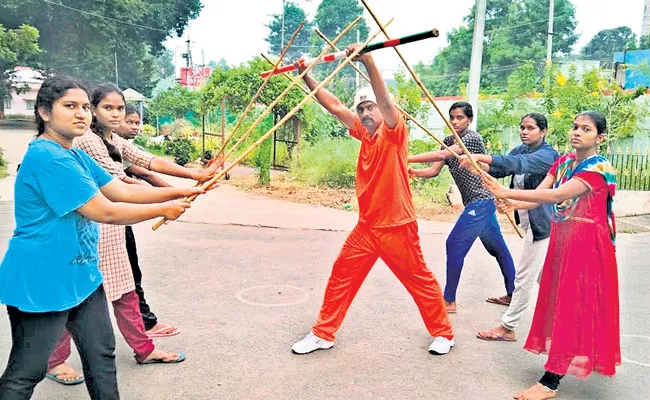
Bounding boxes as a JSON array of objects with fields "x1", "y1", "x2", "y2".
[
  {"x1": 613, "y1": 190, "x2": 650, "y2": 216},
  {"x1": 3, "y1": 84, "x2": 39, "y2": 117}
]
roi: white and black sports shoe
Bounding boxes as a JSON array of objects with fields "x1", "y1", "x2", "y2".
[{"x1": 428, "y1": 336, "x2": 455, "y2": 355}]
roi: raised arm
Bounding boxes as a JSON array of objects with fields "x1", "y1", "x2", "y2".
[
  {"x1": 408, "y1": 162, "x2": 445, "y2": 178},
  {"x1": 126, "y1": 165, "x2": 172, "y2": 187},
  {"x1": 98, "y1": 179, "x2": 203, "y2": 204},
  {"x1": 117, "y1": 135, "x2": 217, "y2": 184},
  {"x1": 482, "y1": 172, "x2": 589, "y2": 204},
  {"x1": 350, "y1": 44, "x2": 399, "y2": 129},
  {"x1": 77, "y1": 192, "x2": 190, "y2": 225},
  {"x1": 303, "y1": 73, "x2": 356, "y2": 129},
  {"x1": 409, "y1": 145, "x2": 462, "y2": 163}
]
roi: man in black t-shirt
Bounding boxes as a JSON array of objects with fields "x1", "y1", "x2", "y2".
[{"x1": 409, "y1": 102, "x2": 515, "y2": 314}]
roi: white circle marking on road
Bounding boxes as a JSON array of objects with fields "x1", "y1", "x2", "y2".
[{"x1": 235, "y1": 285, "x2": 309, "y2": 307}]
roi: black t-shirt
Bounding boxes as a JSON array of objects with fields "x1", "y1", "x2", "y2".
[{"x1": 442, "y1": 130, "x2": 494, "y2": 205}]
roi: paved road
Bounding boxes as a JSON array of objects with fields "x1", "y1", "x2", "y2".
[{"x1": 0, "y1": 127, "x2": 649, "y2": 399}]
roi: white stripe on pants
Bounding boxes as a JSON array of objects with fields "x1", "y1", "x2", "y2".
[{"x1": 501, "y1": 227, "x2": 549, "y2": 330}]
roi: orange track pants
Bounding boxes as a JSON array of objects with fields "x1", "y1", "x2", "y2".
[{"x1": 312, "y1": 221, "x2": 454, "y2": 342}]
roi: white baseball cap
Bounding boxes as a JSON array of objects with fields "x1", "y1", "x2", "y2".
[{"x1": 352, "y1": 86, "x2": 377, "y2": 110}]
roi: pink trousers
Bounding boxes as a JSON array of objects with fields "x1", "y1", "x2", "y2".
[{"x1": 48, "y1": 290, "x2": 155, "y2": 368}]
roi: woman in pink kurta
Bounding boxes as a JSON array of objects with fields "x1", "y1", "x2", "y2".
[{"x1": 482, "y1": 111, "x2": 619, "y2": 400}]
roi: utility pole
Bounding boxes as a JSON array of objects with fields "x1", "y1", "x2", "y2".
[
  {"x1": 280, "y1": 0, "x2": 286, "y2": 51},
  {"x1": 114, "y1": 52, "x2": 119, "y2": 87},
  {"x1": 546, "y1": 0, "x2": 555, "y2": 63},
  {"x1": 184, "y1": 38, "x2": 192, "y2": 89},
  {"x1": 467, "y1": 0, "x2": 486, "y2": 131}
]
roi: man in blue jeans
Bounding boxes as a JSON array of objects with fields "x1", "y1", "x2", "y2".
[{"x1": 408, "y1": 101, "x2": 515, "y2": 314}]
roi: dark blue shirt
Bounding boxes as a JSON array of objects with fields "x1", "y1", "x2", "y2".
[{"x1": 489, "y1": 141, "x2": 559, "y2": 241}]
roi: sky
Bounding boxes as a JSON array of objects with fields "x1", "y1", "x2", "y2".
[{"x1": 164, "y1": 0, "x2": 646, "y2": 77}]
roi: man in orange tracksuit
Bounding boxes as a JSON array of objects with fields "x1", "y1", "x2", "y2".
[{"x1": 291, "y1": 44, "x2": 454, "y2": 356}]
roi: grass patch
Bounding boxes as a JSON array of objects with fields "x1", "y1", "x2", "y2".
[{"x1": 0, "y1": 149, "x2": 7, "y2": 179}]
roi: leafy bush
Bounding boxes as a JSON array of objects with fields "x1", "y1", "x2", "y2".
[
  {"x1": 0, "y1": 149, "x2": 7, "y2": 179},
  {"x1": 5, "y1": 114, "x2": 34, "y2": 121},
  {"x1": 165, "y1": 137, "x2": 195, "y2": 166},
  {"x1": 163, "y1": 119, "x2": 196, "y2": 139},
  {"x1": 141, "y1": 124, "x2": 156, "y2": 136},
  {"x1": 290, "y1": 137, "x2": 360, "y2": 189}
]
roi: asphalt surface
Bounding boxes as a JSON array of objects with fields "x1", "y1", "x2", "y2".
[{"x1": 1, "y1": 127, "x2": 649, "y2": 399}]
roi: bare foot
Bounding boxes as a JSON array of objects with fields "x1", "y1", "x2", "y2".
[
  {"x1": 476, "y1": 325, "x2": 516, "y2": 341},
  {"x1": 145, "y1": 322, "x2": 180, "y2": 338},
  {"x1": 513, "y1": 383, "x2": 558, "y2": 400},
  {"x1": 48, "y1": 362, "x2": 83, "y2": 382},
  {"x1": 142, "y1": 349, "x2": 183, "y2": 363},
  {"x1": 445, "y1": 301, "x2": 457, "y2": 314}
]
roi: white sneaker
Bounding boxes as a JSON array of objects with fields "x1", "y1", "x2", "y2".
[
  {"x1": 291, "y1": 332, "x2": 335, "y2": 354},
  {"x1": 428, "y1": 336, "x2": 455, "y2": 355}
]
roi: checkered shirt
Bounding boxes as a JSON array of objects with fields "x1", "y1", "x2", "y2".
[
  {"x1": 442, "y1": 130, "x2": 494, "y2": 206},
  {"x1": 73, "y1": 131, "x2": 155, "y2": 301}
]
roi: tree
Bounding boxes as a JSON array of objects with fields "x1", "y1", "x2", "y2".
[
  {"x1": 0, "y1": 24, "x2": 40, "y2": 118},
  {"x1": 149, "y1": 85, "x2": 200, "y2": 120},
  {"x1": 417, "y1": 0, "x2": 578, "y2": 96},
  {"x1": 309, "y1": 0, "x2": 369, "y2": 97},
  {"x1": 0, "y1": 0, "x2": 202, "y2": 95},
  {"x1": 581, "y1": 27, "x2": 637, "y2": 69},
  {"x1": 199, "y1": 57, "x2": 305, "y2": 185},
  {"x1": 266, "y1": 2, "x2": 313, "y2": 62},
  {"x1": 155, "y1": 48, "x2": 175, "y2": 79}
]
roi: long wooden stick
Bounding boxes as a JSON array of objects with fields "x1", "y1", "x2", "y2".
[
  {"x1": 209, "y1": 23, "x2": 304, "y2": 166},
  {"x1": 152, "y1": 17, "x2": 390, "y2": 230},
  {"x1": 260, "y1": 29, "x2": 439, "y2": 78},
  {"x1": 360, "y1": 0, "x2": 524, "y2": 238},
  {"x1": 261, "y1": 53, "x2": 310, "y2": 96},
  {"x1": 313, "y1": 28, "x2": 454, "y2": 153},
  {"x1": 221, "y1": 16, "x2": 363, "y2": 163}
]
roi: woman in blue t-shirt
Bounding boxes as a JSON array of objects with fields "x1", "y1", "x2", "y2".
[{"x1": 0, "y1": 76, "x2": 203, "y2": 399}]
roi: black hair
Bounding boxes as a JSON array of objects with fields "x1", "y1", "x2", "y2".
[
  {"x1": 576, "y1": 111, "x2": 607, "y2": 135},
  {"x1": 520, "y1": 112, "x2": 548, "y2": 131},
  {"x1": 449, "y1": 101, "x2": 473, "y2": 119},
  {"x1": 34, "y1": 76, "x2": 89, "y2": 136},
  {"x1": 90, "y1": 83, "x2": 125, "y2": 163},
  {"x1": 125, "y1": 104, "x2": 140, "y2": 117}
]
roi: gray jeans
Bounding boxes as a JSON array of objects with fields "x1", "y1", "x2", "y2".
[
  {"x1": 0, "y1": 286, "x2": 119, "y2": 400},
  {"x1": 501, "y1": 227, "x2": 550, "y2": 330}
]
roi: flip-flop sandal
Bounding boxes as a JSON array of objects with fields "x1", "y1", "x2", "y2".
[
  {"x1": 46, "y1": 373, "x2": 85, "y2": 385},
  {"x1": 476, "y1": 331, "x2": 517, "y2": 342},
  {"x1": 486, "y1": 296, "x2": 511, "y2": 306},
  {"x1": 146, "y1": 325, "x2": 181, "y2": 338},
  {"x1": 138, "y1": 352, "x2": 186, "y2": 365}
]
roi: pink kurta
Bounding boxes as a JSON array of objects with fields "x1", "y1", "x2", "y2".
[{"x1": 524, "y1": 166, "x2": 620, "y2": 378}]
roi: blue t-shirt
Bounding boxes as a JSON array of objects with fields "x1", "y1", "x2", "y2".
[{"x1": 0, "y1": 138, "x2": 114, "y2": 312}]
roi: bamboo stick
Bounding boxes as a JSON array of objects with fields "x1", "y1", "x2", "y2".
[
  {"x1": 312, "y1": 28, "x2": 455, "y2": 153},
  {"x1": 221, "y1": 16, "x2": 363, "y2": 163},
  {"x1": 209, "y1": 23, "x2": 304, "y2": 167},
  {"x1": 152, "y1": 18, "x2": 393, "y2": 230},
  {"x1": 360, "y1": 0, "x2": 524, "y2": 239},
  {"x1": 261, "y1": 53, "x2": 310, "y2": 96}
]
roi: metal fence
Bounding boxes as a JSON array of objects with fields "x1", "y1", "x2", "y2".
[{"x1": 606, "y1": 150, "x2": 650, "y2": 191}]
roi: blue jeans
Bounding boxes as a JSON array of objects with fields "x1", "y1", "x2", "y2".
[{"x1": 444, "y1": 199, "x2": 516, "y2": 302}]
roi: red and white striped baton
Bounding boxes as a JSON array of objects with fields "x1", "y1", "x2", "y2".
[{"x1": 260, "y1": 28, "x2": 439, "y2": 78}]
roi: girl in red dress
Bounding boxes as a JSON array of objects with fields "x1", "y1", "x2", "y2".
[{"x1": 481, "y1": 111, "x2": 619, "y2": 400}]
